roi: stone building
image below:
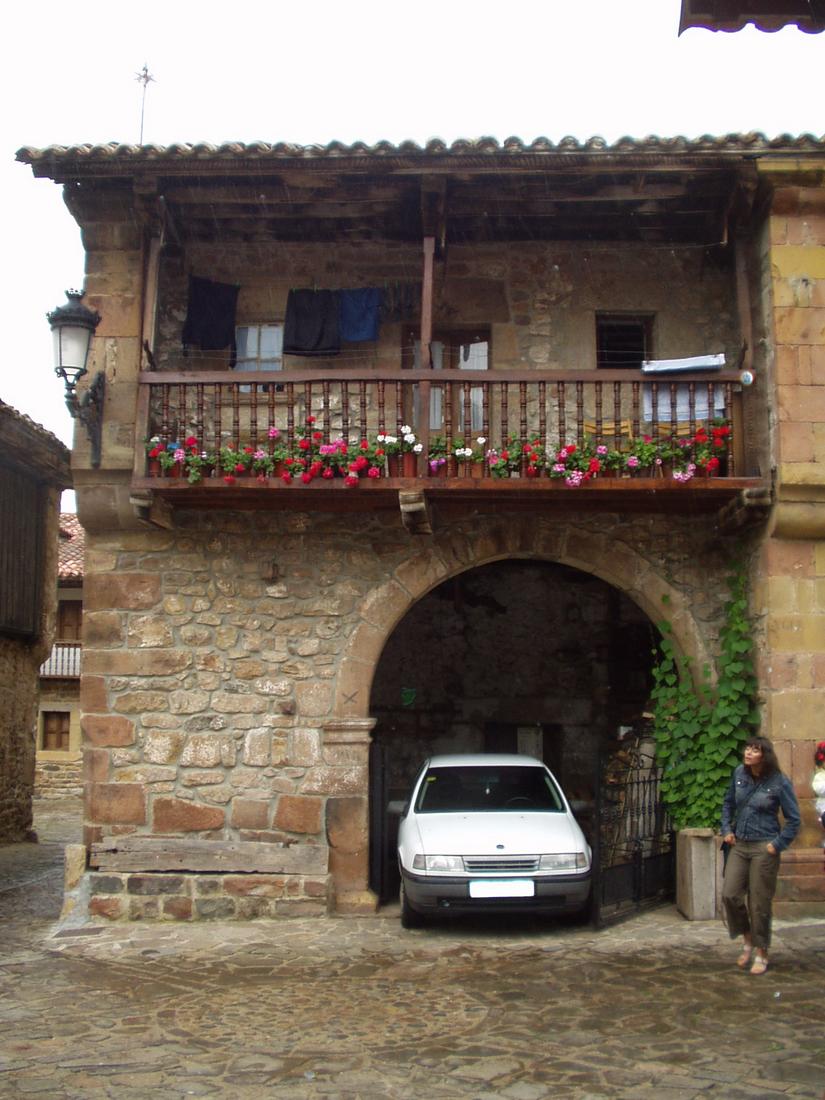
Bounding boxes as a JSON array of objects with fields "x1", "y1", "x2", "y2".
[
  {"x1": 0, "y1": 400, "x2": 71, "y2": 841},
  {"x1": 35, "y1": 514, "x2": 84, "y2": 799},
  {"x1": 16, "y1": 134, "x2": 825, "y2": 920}
]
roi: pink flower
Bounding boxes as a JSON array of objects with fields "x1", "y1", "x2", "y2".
[
  {"x1": 322, "y1": 467, "x2": 334, "y2": 479},
  {"x1": 268, "y1": 427, "x2": 280, "y2": 439},
  {"x1": 367, "y1": 466, "x2": 381, "y2": 479}
]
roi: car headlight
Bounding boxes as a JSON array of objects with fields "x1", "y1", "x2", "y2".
[
  {"x1": 412, "y1": 854, "x2": 464, "y2": 873},
  {"x1": 538, "y1": 852, "x2": 590, "y2": 872}
]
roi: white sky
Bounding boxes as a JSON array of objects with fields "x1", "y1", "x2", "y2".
[{"x1": 2, "y1": 0, "x2": 823, "y2": 470}]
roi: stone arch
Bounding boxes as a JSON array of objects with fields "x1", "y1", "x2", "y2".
[{"x1": 334, "y1": 515, "x2": 713, "y2": 720}]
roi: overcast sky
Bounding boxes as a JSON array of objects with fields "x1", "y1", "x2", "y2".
[{"x1": 2, "y1": 0, "x2": 823, "y2": 464}]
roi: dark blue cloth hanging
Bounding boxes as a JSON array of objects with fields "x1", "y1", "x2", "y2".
[{"x1": 338, "y1": 287, "x2": 382, "y2": 342}]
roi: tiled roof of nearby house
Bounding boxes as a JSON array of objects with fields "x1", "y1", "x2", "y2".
[
  {"x1": 0, "y1": 399, "x2": 72, "y2": 487},
  {"x1": 57, "y1": 514, "x2": 84, "y2": 581},
  {"x1": 679, "y1": 1, "x2": 825, "y2": 34},
  {"x1": 16, "y1": 132, "x2": 825, "y2": 174}
]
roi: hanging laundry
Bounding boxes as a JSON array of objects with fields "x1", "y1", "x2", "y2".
[
  {"x1": 380, "y1": 282, "x2": 421, "y2": 324},
  {"x1": 339, "y1": 288, "x2": 382, "y2": 342},
  {"x1": 283, "y1": 289, "x2": 340, "y2": 355},
  {"x1": 182, "y1": 276, "x2": 240, "y2": 364}
]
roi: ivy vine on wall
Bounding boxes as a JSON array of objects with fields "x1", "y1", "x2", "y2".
[{"x1": 650, "y1": 564, "x2": 760, "y2": 830}]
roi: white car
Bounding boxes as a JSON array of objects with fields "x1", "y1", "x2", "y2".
[{"x1": 397, "y1": 753, "x2": 592, "y2": 927}]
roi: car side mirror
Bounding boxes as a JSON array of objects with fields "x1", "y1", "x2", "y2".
[{"x1": 387, "y1": 800, "x2": 408, "y2": 817}]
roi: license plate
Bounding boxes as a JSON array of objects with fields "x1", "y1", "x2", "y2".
[{"x1": 469, "y1": 879, "x2": 535, "y2": 899}]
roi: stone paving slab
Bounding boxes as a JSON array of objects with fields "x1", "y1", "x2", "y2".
[{"x1": 1, "y1": 800, "x2": 824, "y2": 1099}]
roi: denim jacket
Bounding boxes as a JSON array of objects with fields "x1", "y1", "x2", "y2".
[{"x1": 720, "y1": 765, "x2": 801, "y2": 853}]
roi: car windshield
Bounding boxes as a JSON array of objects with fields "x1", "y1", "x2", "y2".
[{"x1": 415, "y1": 765, "x2": 565, "y2": 813}]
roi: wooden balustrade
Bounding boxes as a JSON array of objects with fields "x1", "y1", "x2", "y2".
[{"x1": 137, "y1": 366, "x2": 746, "y2": 479}]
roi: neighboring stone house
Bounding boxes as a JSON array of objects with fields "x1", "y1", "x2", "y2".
[
  {"x1": 35, "y1": 514, "x2": 84, "y2": 799},
  {"x1": 16, "y1": 134, "x2": 825, "y2": 920},
  {"x1": 0, "y1": 400, "x2": 71, "y2": 841}
]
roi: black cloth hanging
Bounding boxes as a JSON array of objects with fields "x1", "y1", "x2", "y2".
[
  {"x1": 283, "y1": 289, "x2": 340, "y2": 356},
  {"x1": 182, "y1": 276, "x2": 240, "y2": 365}
]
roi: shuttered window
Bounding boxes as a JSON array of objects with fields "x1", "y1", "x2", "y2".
[{"x1": 0, "y1": 467, "x2": 44, "y2": 639}]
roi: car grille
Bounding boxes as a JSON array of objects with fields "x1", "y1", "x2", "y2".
[{"x1": 463, "y1": 856, "x2": 539, "y2": 873}]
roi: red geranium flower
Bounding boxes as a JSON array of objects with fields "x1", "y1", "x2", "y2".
[
  {"x1": 367, "y1": 466, "x2": 381, "y2": 479},
  {"x1": 223, "y1": 475, "x2": 236, "y2": 485},
  {"x1": 280, "y1": 471, "x2": 292, "y2": 484},
  {"x1": 344, "y1": 474, "x2": 359, "y2": 487},
  {"x1": 298, "y1": 438, "x2": 310, "y2": 451},
  {"x1": 185, "y1": 436, "x2": 197, "y2": 448}
]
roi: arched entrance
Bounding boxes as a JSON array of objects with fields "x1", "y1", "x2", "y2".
[
  {"x1": 330, "y1": 519, "x2": 711, "y2": 914},
  {"x1": 366, "y1": 559, "x2": 659, "y2": 904}
]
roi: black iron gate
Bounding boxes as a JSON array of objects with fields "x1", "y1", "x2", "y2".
[
  {"x1": 591, "y1": 738, "x2": 674, "y2": 928},
  {"x1": 369, "y1": 741, "x2": 399, "y2": 904}
]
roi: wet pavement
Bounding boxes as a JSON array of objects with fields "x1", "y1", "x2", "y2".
[{"x1": 1, "y1": 800, "x2": 824, "y2": 1099}]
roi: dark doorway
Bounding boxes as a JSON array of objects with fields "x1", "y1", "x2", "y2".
[{"x1": 367, "y1": 560, "x2": 658, "y2": 906}]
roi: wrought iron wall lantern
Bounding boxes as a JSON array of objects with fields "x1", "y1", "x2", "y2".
[{"x1": 47, "y1": 290, "x2": 103, "y2": 467}]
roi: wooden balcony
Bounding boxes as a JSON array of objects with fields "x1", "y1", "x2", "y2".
[
  {"x1": 133, "y1": 367, "x2": 769, "y2": 529},
  {"x1": 39, "y1": 642, "x2": 82, "y2": 679}
]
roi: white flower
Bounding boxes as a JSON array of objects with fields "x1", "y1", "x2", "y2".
[
  {"x1": 413, "y1": 442, "x2": 423, "y2": 453},
  {"x1": 400, "y1": 425, "x2": 412, "y2": 435},
  {"x1": 384, "y1": 434, "x2": 397, "y2": 445},
  {"x1": 376, "y1": 434, "x2": 386, "y2": 443},
  {"x1": 476, "y1": 437, "x2": 486, "y2": 445},
  {"x1": 403, "y1": 433, "x2": 416, "y2": 444}
]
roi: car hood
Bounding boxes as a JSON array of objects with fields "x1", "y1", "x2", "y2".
[{"x1": 409, "y1": 812, "x2": 585, "y2": 855}]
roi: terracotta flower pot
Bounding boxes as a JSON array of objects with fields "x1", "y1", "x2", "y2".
[{"x1": 402, "y1": 452, "x2": 418, "y2": 477}]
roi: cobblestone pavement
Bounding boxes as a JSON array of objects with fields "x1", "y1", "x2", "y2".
[{"x1": 1, "y1": 801, "x2": 824, "y2": 1099}]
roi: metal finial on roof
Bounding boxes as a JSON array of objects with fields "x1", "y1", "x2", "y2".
[{"x1": 135, "y1": 65, "x2": 156, "y2": 145}]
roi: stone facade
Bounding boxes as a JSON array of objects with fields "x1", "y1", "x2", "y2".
[
  {"x1": 17, "y1": 137, "x2": 825, "y2": 918},
  {"x1": 0, "y1": 403, "x2": 71, "y2": 840}
]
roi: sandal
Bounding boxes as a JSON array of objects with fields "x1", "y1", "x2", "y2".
[
  {"x1": 750, "y1": 954, "x2": 769, "y2": 976},
  {"x1": 736, "y1": 947, "x2": 752, "y2": 969}
]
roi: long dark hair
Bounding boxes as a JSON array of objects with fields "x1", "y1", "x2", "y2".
[{"x1": 744, "y1": 736, "x2": 781, "y2": 777}]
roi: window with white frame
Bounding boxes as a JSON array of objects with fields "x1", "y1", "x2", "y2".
[{"x1": 235, "y1": 324, "x2": 284, "y2": 371}]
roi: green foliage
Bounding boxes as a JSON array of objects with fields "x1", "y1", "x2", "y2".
[{"x1": 649, "y1": 564, "x2": 760, "y2": 830}]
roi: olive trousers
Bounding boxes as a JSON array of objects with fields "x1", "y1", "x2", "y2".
[{"x1": 721, "y1": 839, "x2": 780, "y2": 951}]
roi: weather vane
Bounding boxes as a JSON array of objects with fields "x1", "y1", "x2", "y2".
[{"x1": 135, "y1": 64, "x2": 156, "y2": 144}]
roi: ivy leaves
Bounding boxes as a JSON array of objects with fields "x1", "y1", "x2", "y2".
[{"x1": 650, "y1": 565, "x2": 759, "y2": 830}]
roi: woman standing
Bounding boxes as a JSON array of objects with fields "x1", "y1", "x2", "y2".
[{"x1": 721, "y1": 736, "x2": 800, "y2": 976}]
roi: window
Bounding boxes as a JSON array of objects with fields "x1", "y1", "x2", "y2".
[
  {"x1": 406, "y1": 328, "x2": 490, "y2": 432},
  {"x1": 236, "y1": 324, "x2": 284, "y2": 371},
  {"x1": 42, "y1": 711, "x2": 70, "y2": 752},
  {"x1": 56, "y1": 599, "x2": 82, "y2": 642},
  {"x1": 235, "y1": 324, "x2": 284, "y2": 392},
  {"x1": 596, "y1": 314, "x2": 654, "y2": 370}
]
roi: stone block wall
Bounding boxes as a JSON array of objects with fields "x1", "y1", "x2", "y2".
[
  {"x1": 155, "y1": 238, "x2": 740, "y2": 375},
  {"x1": 87, "y1": 871, "x2": 330, "y2": 921},
  {"x1": 76, "y1": 505, "x2": 738, "y2": 919},
  {"x1": 750, "y1": 179, "x2": 825, "y2": 915}
]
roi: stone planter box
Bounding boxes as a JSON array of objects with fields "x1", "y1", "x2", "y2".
[{"x1": 676, "y1": 828, "x2": 724, "y2": 921}]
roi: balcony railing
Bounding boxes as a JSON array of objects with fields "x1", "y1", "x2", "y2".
[
  {"x1": 135, "y1": 366, "x2": 757, "y2": 494},
  {"x1": 40, "y1": 642, "x2": 81, "y2": 679}
]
